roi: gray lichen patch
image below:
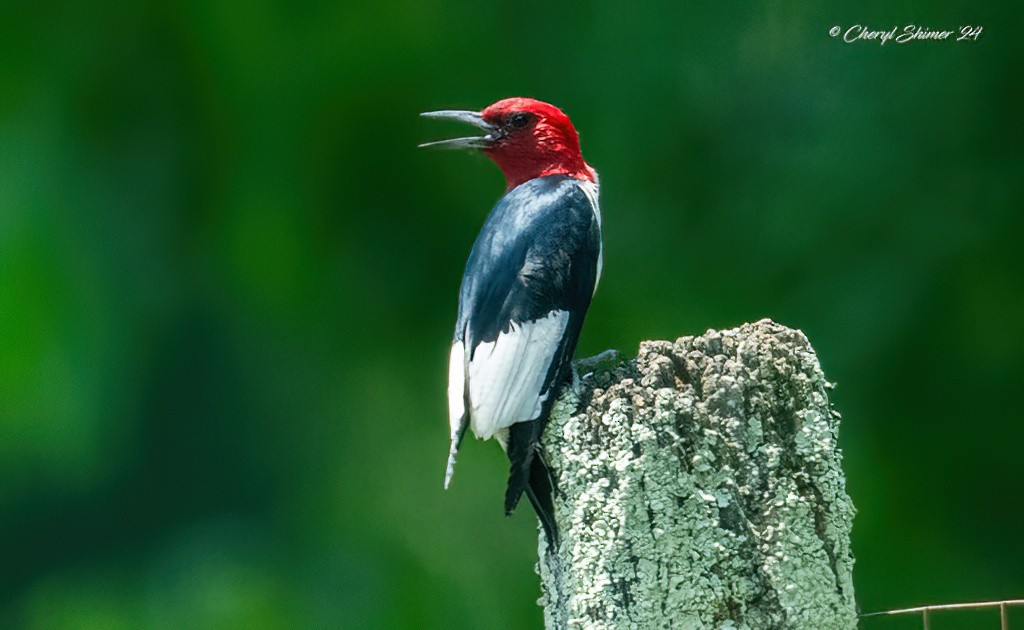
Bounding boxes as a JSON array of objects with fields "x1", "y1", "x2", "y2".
[{"x1": 537, "y1": 320, "x2": 856, "y2": 629}]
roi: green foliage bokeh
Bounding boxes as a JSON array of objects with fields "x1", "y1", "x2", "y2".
[{"x1": 1, "y1": 2, "x2": 1021, "y2": 628}]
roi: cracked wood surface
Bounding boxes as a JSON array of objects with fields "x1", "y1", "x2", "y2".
[{"x1": 537, "y1": 320, "x2": 856, "y2": 629}]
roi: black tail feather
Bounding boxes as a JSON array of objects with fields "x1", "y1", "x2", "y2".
[
  {"x1": 505, "y1": 420, "x2": 541, "y2": 514},
  {"x1": 525, "y1": 454, "x2": 558, "y2": 549},
  {"x1": 505, "y1": 420, "x2": 558, "y2": 549}
]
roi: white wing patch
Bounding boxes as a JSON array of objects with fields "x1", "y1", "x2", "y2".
[
  {"x1": 467, "y1": 310, "x2": 569, "y2": 440},
  {"x1": 445, "y1": 341, "x2": 467, "y2": 489},
  {"x1": 447, "y1": 341, "x2": 466, "y2": 438}
]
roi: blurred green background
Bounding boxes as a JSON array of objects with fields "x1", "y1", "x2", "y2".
[{"x1": 1, "y1": 1, "x2": 1021, "y2": 628}]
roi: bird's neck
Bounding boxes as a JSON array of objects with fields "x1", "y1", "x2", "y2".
[{"x1": 491, "y1": 153, "x2": 596, "y2": 191}]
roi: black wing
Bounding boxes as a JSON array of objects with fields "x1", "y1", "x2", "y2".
[{"x1": 455, "y1": 175, "x2": 599, "y2": 431}]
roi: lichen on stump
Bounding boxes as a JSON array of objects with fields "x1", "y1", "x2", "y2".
[{"x1": 538, "y1": 320, "x2": 856, "y2": 629}]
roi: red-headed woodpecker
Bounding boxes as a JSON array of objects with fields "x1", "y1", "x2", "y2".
[{"x1": 421, "y1": 98, "x2": 602, "y2": 545}]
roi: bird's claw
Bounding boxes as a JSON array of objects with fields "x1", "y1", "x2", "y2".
[{"x1": 574, "y1": 349, "x2": 621, "y2": 380}]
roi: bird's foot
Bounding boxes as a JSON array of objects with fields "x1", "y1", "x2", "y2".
[
  {"x1": 574, "y1": 349, "x2": 621, "y2": 379},
  {"x1": 552, "y1": 351, "x2": 622, "y2": 423}
]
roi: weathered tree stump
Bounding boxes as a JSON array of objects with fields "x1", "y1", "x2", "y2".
[{"x1": 538, "y1": 320, "x2": 856, "y2": 629}]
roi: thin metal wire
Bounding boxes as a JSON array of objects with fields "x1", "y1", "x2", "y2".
[{"x1": 861, "y1": 598, "x2": 1024, "y2": 628}]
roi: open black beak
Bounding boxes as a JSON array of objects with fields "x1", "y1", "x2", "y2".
[{"x1": 419, "y1": 110, "x2": 496, "y2": 149}]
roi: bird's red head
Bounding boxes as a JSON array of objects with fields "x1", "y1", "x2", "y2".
[
  {"x1": 480, "y1": 98, "x2": 594, "y2": 190},
  {"x1": 421, "y1": 97, "x2": 595, "y2": 191}
]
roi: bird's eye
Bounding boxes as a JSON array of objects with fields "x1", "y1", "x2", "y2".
[{"x1": 508, "y1": 112, "x2": 530, "y2": 129}]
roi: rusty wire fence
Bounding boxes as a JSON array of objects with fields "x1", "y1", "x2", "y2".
[{"x1": 861, "y1": 599, "x2": 1024, "y2": 629}]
